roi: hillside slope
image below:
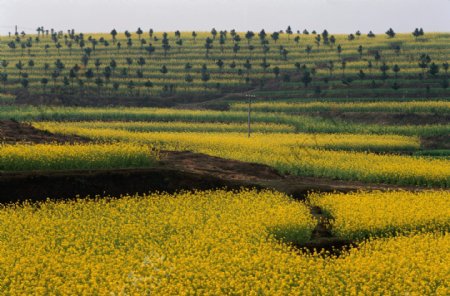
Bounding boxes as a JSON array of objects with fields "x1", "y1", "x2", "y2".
[{"x1": 0, "y1": 29, "x2": 448, "y2": 105}]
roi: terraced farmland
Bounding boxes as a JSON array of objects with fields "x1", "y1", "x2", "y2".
[
  {"x1": 0, "y1": 30, "x2": 448, "y2": 105},
  {"x1": 0, "y1": 27, "x2": 449, "y2": 296}
]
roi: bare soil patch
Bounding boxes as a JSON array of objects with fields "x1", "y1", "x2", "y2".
[
  {"x1": 0, "y1": 120, "x2": 89, "y2": 144},
  {"x1": 160, "y1": 150, "x2": 282, "y2": 182},
  {"x1": 0, "y1": 150, "x2": 431, "y2": 204},
  {"x1": 307, "y1": 111, "x2": 450, "y2": 126},
  {"x1": 420, "y1": 135, "x2": 450, "y2": 149}
]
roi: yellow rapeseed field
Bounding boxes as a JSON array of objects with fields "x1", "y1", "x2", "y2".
[
  {"x1": 232, "y1": 100, "x2": 450, "y2": 113},
  {"x1": 35, "y1": 120, "x2": 296, "y2": 133},
  {"x1": 309, "y1": 190, "x2": 450, "y2": 240},
  {"x1": 0, "y1": 143, "x2": 158, "y2": 171},
  {"x1": 0, "y1": 190, "x2": 315, "y2": 294},
  {"x1": 0, "y1": 189, "x2": 448, "y2": 294},
  {"x1": 34, "y1": 121, "x2": 421, "y2": 151},
  {"x1": 33, "y1": 123, "x2": 449, "y2": 186}
]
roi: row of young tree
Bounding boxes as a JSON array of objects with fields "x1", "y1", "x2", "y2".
[
  {"x1": 1, "y1": 55, "x2": 448, "y2": 95},
  {"x1": 1, "y1": 26, "x2": 447, "y2": 96},
  {"x1": 4, "y1": 26, "x2": 427, "y2": 60},
  {"x1": 10, "y1": 25, "x2": 423, "y2": 41}
]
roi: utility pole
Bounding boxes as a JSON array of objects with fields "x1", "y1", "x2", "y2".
[{"x1": 245, "y1": 94, "x2": 255, "y2": 138}]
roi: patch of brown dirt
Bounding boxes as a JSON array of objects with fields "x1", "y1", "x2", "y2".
[
  {"x1": 161, "y1": 151, "x2": 430, "y2": 198},
  {"x1": 307, "y1": 111, "x2": 450, "y2": 126},
  {"x1": 160, "y1": 150, "x2": 283, "y2": 182},
  {"x1": 0, "y1": 120, "x2": 89, "y2": 144},
  {"x1": 420, "y1": 135, "x2": 450, "y2": 149},
  {"x1": 0, "y1": 150, "x2": 435, "y2": 204}
]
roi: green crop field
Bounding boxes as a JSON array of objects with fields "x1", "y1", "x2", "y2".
[
  {"x1": 1, "y1": 105, "x2": 449, "y2": 137},
  {"x1": 0, "y1": 29, "x2": 448, "y2": 104}
]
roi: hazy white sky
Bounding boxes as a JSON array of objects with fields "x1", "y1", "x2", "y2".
[{"x1": 0, "y1": 0, "x2": 449, "y2": 35}]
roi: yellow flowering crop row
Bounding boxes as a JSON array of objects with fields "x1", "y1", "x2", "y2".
[
  {"x1": 33, "y1": 123, "x2": 449, "y2": 186},
  {"x1": 232, "y1": 100, "x2": 450, "y2": 114},
  {"x1": 3, "y1": 105, "x2": 449, "y2": 136},
  {"x1": 36, "y1": 120, "x2": 296, "y2": 133},
  {"x1": 1, "y1": 105, "x2": 248, "y2": 122},
  {"x1": 202, "y1": 144, "x2": 450, "y2": 187},
  {"x1": 34, "y1": 122, "x2": 421, "y2": 152},
  {"x1": 0, "y1": 189, "x2": 448, "y2": 294},
  {"x1": 309, "y1": 190, "x2": 450, "y2": 240},
  {"x1": 0, "y1": 143, "x2": 158, "y2": 171}
]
